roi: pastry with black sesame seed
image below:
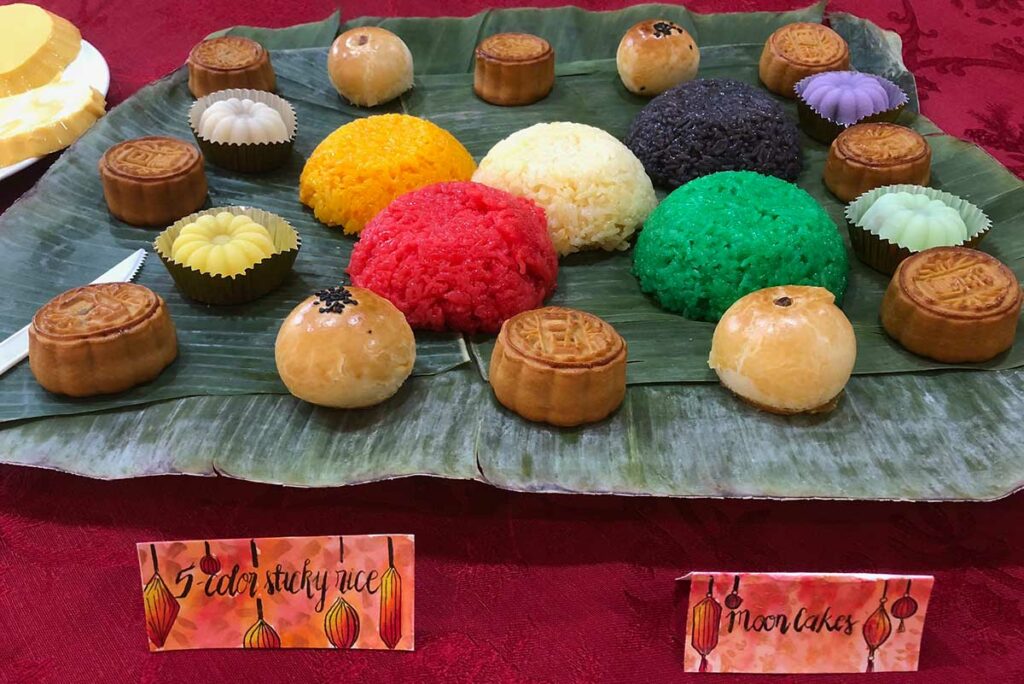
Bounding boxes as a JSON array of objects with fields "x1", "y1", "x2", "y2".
[
  {"x1": 616, "y1": 19, "x2": 699, "y2": 96},
  {"x1": 275, "y1": 286, "x2": 416, "y2": 408}
]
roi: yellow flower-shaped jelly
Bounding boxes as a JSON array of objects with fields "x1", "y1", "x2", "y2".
[{"x1": 171, "y1": 212, "x2": 276, "y2": 277}]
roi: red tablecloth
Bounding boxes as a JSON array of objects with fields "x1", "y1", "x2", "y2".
[{"x1": 2, "y1": 1, "x2": 1024, "y2": 682}]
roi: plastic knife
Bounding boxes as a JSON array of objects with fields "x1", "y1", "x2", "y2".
[{"x1": 0, "y1": 249, "x2": 147, "y2": 377}]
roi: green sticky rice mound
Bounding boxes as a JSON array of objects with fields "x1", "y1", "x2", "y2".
[{"x1": 633, "y1": 171, "x2": 848, "y2": 322}]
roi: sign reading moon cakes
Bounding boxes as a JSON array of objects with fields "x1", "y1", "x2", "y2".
[
  {"x1": 136, "y1": 534, "x2": 413, "y2": 651},
  {"x1": 679, "y1": 571, "x2": 934, "y2": 674}
]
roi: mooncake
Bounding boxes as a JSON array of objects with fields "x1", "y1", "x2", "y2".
[
  {"x1": 474, "y1": 33, "x2": 555, "y2": 106},
  {"x1": 99, "y1": 136, "x2": 208, "y2": 227},
  {"x1": 489, "y1": 307, "x2": 627, "y2": 427},
  {"x1": 823, "y1": 123, "x2": 931, "y2": 202},
  {"x1": 759, "y1": 22, "x2": 849, "y2": 98},
  {"x1": 28, "y1": 283, "x2": 177, "y2": 397},
  {"x1": 187, "y1": 36, "x2": 275, "y2": 98},
  {"x1": 881, "y1": 247, "x2": 1021, "y2": 363}
]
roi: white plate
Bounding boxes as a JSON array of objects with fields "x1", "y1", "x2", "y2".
[{"x1": 0, "y1": 40, "x2": 111, "y2": 181}]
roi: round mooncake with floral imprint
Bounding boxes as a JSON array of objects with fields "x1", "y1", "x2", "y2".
[
  {"x1": 348, "y1": 181, "x2": 558, "y2": 334},
  {"x1": 881, "y1": 247, "x2": 1021, "y2": 363},
  {"x1": 187, "y1": 36, "x2": 275, "y2": 98},
  {"x1": 823, "y1": 122, "x2": 931, "y2": 202},
  {"x1": 759, "y1": 22, "x2": 849, "y2": 98},
  {"x1": 189, "y1": 89, "x2": 296, "y2": 172},
  {"x1": 300, "y1": 114, "x2": 476, "y2": 234}
]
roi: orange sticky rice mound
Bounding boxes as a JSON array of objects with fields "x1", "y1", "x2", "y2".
[{"x1": 299, "y1": 114, "x2": 476, "y2": 233}]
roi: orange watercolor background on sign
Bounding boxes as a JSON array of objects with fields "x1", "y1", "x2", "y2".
[
  {"x1": 683, "y1": 572, "x2": 933, "y2": 674},
  {"x1": 137, "y1": 534, "x2": 414, "y2": 652}
]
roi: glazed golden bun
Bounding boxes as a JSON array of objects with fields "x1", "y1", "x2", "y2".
[
  {"x1": 708, "y1": 286, "x2": 856, "y2": 414},
  {"x1": 275, "y1": 286, "x2": 416, "y2": 408},
  {"x1": 616, "y1": 19, "x2": 699, "y2": 96},
  {"x1": 327, "y1": 27, "x2": 413, "y2": 107}
]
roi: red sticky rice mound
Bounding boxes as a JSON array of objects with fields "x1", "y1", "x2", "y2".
[{"x1": 347, "y1": 181, "x2": 558, "y2": 334}]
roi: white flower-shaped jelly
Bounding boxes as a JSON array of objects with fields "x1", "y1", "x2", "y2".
[{"x1": 197, "y1": 98, "x2": 288, "y2": 144}]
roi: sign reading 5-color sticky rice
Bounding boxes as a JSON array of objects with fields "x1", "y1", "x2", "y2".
[
  {"x1": 137, "y1": 534, "x2": 413, "y2": 651},
  {"x1": 680, "y1": 571, "x2": 933, "y2": 674}
]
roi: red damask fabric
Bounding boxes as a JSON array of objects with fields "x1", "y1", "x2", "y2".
[{"x1": 2, "y1": 1, "x2": 1024, "y2": 682}]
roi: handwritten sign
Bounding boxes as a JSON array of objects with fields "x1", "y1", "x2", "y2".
[
  {"x1": 680, "y1": 571, "x2": 933, "y2": 674},
  {"x1": 137, "y1": 535, "x2": 413, "y2": 651}
]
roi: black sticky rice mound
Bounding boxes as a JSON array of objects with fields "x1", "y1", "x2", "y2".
[{"x1": 625, "y1": 78, "x2": 802, "y2": 189}]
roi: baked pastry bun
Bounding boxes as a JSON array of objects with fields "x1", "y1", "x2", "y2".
[
  {"x1": 275, "y1": 286, "x2": 416, "y2": 408},
  {"x1": 29, "y1": 283, "x2": 177, "y2": 397},
  {"x1": 709, "y1": 286, "x2": 856, "y2": 414},
  {"x1": 616, "y1": 19, "x2": 699, "y2": 96},
  {"x1": 328, "y1": 27, "x2": 413, "y2": 107}
]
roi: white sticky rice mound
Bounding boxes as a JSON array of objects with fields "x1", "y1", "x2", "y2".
[{"x1": 472, "y1": 122, "x2": 658, "y2": 256}]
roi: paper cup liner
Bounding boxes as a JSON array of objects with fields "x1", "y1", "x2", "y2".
[
  {"x1": 154, "y1": 206, "x2": 300, "y2": 305},
  {"x1": 188, "y1": 89, "x2": 296, "y2": 173},
  {"x1": 844, "y1": 184, "x2": 991, "y2": 275},
  {"x1": 795, "y1": 73, "x2": 908, "y2": 145}
]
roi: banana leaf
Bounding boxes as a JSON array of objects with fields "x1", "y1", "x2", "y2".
[{"x1": 1, "y1": 4, "x2": 1023, "y2": 501}]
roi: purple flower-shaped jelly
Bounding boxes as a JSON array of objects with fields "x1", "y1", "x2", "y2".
[{"x1": 795, "y1": 71, "x2": 907, "y2": 126}]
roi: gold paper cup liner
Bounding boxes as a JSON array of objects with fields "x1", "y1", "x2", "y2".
[
  {"x1": 154, "y1": 206, "x2": 300, "y2": 305},
  {"x1": 845, "y1": 184, "x2": 991, "y2": 275},
  {"x1": 188, "y1": 89, "x2": 296, "y2": 173},
  {"x1": 794, "y1": 74, "x2": 908, "y2": 145}
]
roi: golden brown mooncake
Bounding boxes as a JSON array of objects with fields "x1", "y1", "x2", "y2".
[
  {"x1": 187, "y1": 36, "x2": 275, "y2": 98},
  {"x1": 489, "y1": 307, "x2": 627, "y2": 427},
  {"x1": 758, "y1": 22, "x2": 849, "y2": 98},
  {"x1": 99, "y1": 136, "x2": 208, "y2": 227},
  {"x1": 823, "y1": 123, "x2": 931, "y2": 202},
  {"x1": 474, "y1": 33, "x2": 555, "y2": 106},
  {"x1": 881, "y1": 247, "x2": 1022, "y2": 363},
  {"x1": 29, "y1": 283, "x2": 178, "y2": 397}
]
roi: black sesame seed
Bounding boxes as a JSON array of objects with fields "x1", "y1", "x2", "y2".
[{"x1": 313, "y1": 286, "x2": 358, "y2": 314}]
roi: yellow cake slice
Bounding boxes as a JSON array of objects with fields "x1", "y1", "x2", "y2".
[
  {"x1": 0, "y1": 80, "x2": 105, "y2": 166},
  {"x1": 0, "y1": 4, "x2": 82, "y2": 97}
]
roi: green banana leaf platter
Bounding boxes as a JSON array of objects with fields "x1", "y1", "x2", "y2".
[{"x1": 1, "y1": 3, "x2": 1023, "y2": 501}]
